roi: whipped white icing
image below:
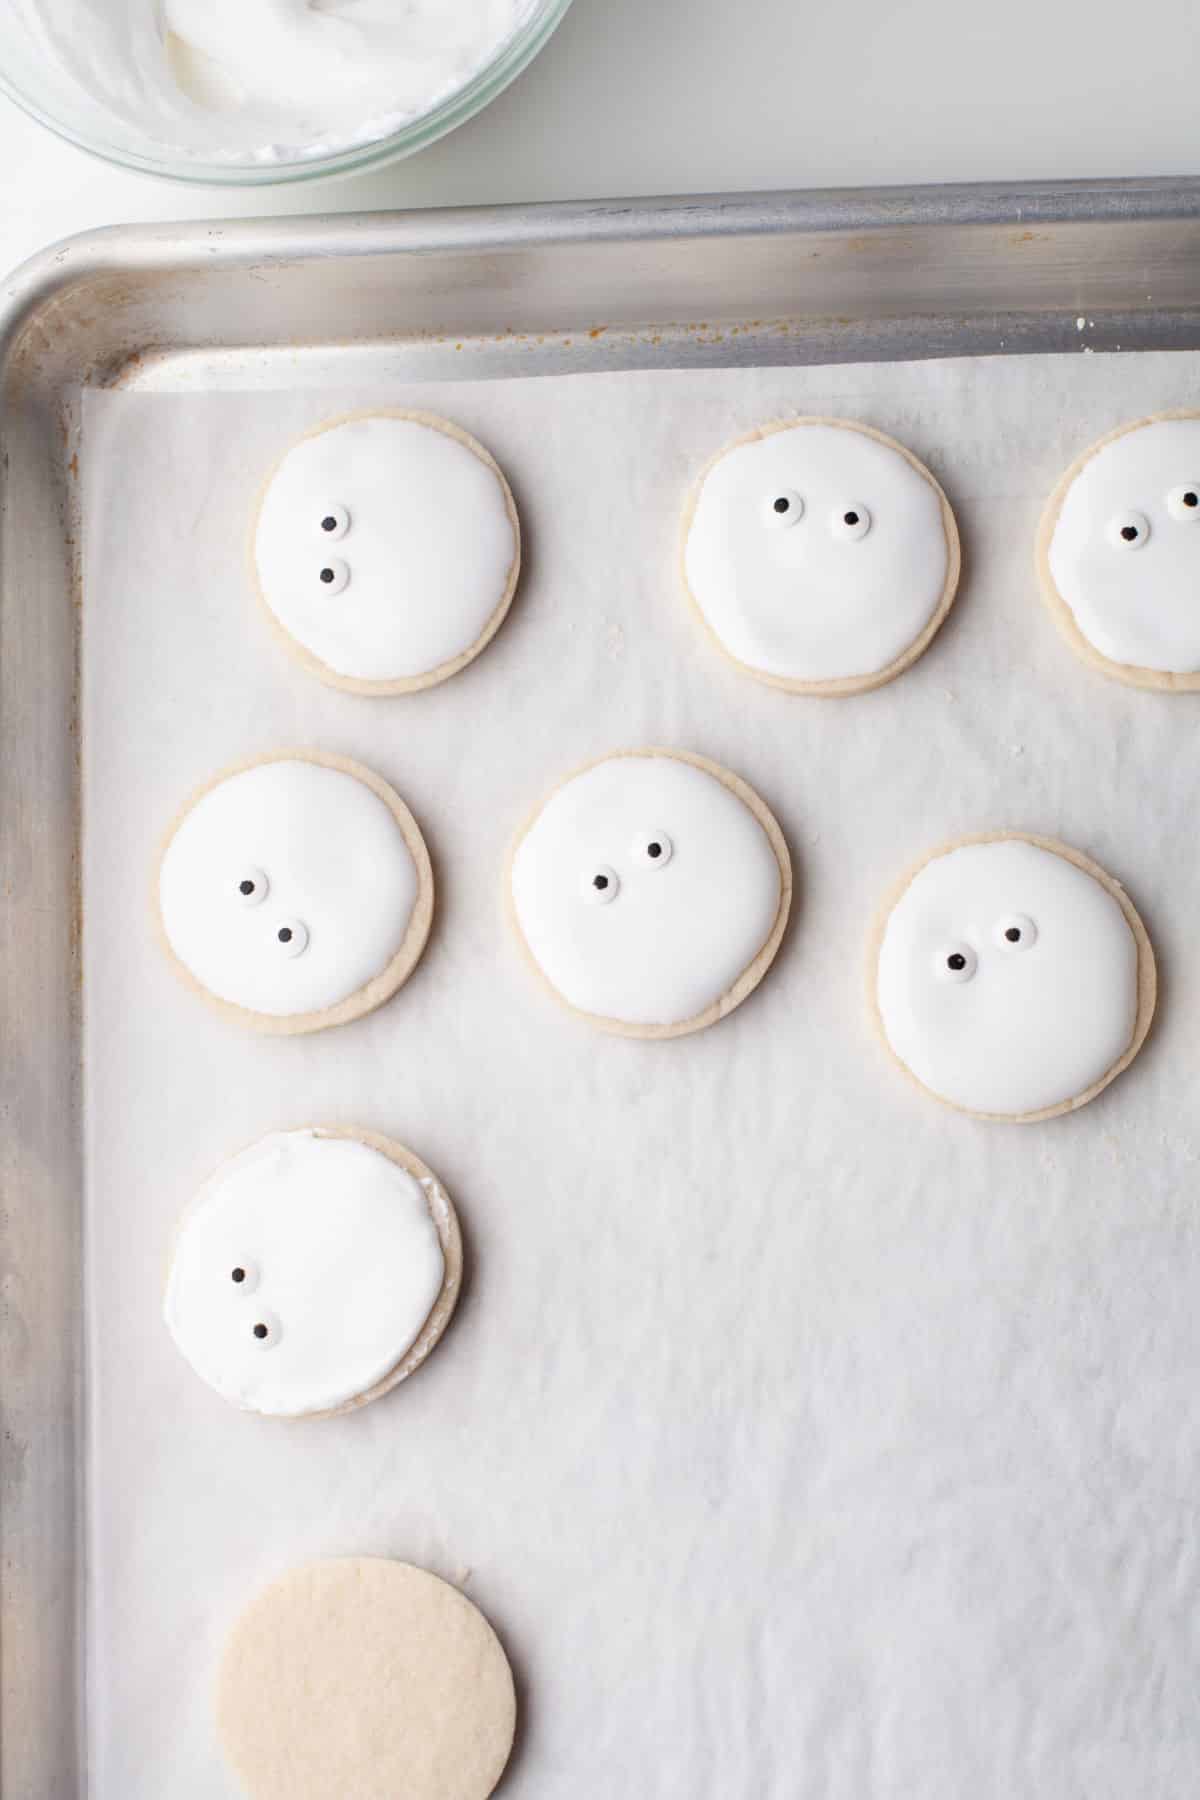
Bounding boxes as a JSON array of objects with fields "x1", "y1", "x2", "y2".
[
  {"x1": 875, "y1": 836, "x2": 1142, "y2": 1119},
  {"x1": 6, "y1": 0, "x2": 537, "y2": 166},
  {"x1": 164, "y1": 1131, "x2": 447, "y2": 1416}
]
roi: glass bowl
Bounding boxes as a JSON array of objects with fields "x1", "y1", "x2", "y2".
[{"x1": 0, "y1": 0, "x2": 574, "y2": 186}]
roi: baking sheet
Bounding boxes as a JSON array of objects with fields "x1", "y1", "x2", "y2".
[{"x1": 83, "y1": 351, "x2": 1200, "y2": 1798}]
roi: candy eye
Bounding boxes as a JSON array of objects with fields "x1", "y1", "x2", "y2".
[
  {"x1": 935, "y1": 944, "x2": 977, "y2": 984},
  {"x1": 631, "y1": 831, "x2": 673, "y2": 869},
  {"x1": 1107, "y1": 511, "x2": 1149, "y2": 550},
  {"x1": 1167, "y1": 485, "x2": 1200, "y2": 523},
  {"x1": 317, "y1": 558, "x2": 349, "y2": 593},
  {"x1": 273, "y1": 918, "x2": 309, "y2": 957},
  {"x1": 229, "y1": 1259, "x2": 260, "y2": 1294},
  {"x1": 317, "y1": 503, "x2": 350, "y2": 540},
  {"x1": 763, "y1": 490, "x2": 803, "y2": 529},
  {"x1": 831, "y1": 504, "x2": 871, "y2": 542},
  {"x1": 248, "y1": 1308, "x2": 281, "y2": 1350},
  {"x1": 581, "y1": 866, "x2": 619, "y2": 905},
  {"x1": 993, "y1": 913, "x2": 1037, "y2": 951},
  {"x1": 235, "y1": 868, "x2": 269, "y2": 907}
]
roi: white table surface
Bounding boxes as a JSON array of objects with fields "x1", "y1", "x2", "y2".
[{"x1": 2, "y1": 0, "x2": 1198, "y2": 276}]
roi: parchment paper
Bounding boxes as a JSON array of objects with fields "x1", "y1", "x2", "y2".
[{"x1": 82, "y1": 354, "x2": 1200, "y2": 1799}]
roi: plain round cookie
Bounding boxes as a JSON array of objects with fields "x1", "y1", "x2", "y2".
[
  {"x1": 155, "y1": 749, "x2": 433, "y2": 1036},
  {"x1": 1037, "y1": 410, "x2": 1200, "y2": 690},
  {"x1": 251, "y1": 410, "x2": 521, "y2": 695},
  {"x1": 508, "y1": 748, "x2": 792, "y2": 1039},
  {"x1": 868, "y1": 831, "x2": 1156, "y2": 1123},
  {"x1": 163, "y1": 1128, "x2": 463, "y2": 1420},
  {"x1": 681, "y1": 417, "x2": 961, "y2": 696},
  {"x1": 216, "y1": 1558, "x2": 516, "y2": 1800}
]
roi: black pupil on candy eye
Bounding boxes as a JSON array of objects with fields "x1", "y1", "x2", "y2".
[
  {"x1": 1005, "y1": 927, "x2": 1021, "y2": 943},
  {"x1": 253, "y1": 1323, "x2": 268, "y2": 1339},
  {"x1": 1121, "y1": 525, "x2": 1139, "y2": 542},
  {"x1": 239, "y1": 879, "x2": 254, "y2": 896},
  {"x1": 593, "y1": 874, "x2": 609, "y2": 891},
  {"x1": 231, "y1": 1267, "x2": 245, "y2": 1284},
  {"x1": 320, "y1": 567, "x2": 336, "y2": 583},
  {"x1": 278, "y1": 927, "x2": 293, "y2": 943},
  {"x1": 321, "y1": 515, "x2": 337, "y2": 532},
  {"x1": 773, "y1": 496, "x2": 790, "y2": 514},
  {"x1": 947, "y1": 953, "x2": 967, "y2": 971},
  {"x1": 1186, "y1": 492, "x2": 1199, "y2": 508},
  {"x1": 844, "y1": 511, "x2": 859, "y2": 526},
  {"x1": 647, "y1": 842, "x2": 662, "y2": 859}
]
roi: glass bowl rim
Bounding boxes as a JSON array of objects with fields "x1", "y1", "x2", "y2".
[{"x1": 0, "y1": 0, "x2": 575, "y2": 187}]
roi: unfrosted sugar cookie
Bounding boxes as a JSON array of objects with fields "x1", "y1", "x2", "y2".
[
  {"x1": 217, "y1": 1558, "x2": 516, "y2": 1800},
  {"x1": 509, "y1": 749, "x2": 792, "y2": 1038},
  {"x1": 682, "y1": 418, "x2": 961, "y2": 694},
  {"x1": 156, "y1": 750, "x2": 432, "y2": 1034},
  {"x1": 164, "y1": 1129, "x2": 460, "y2": 1419},
  {"x1": 871, "y1": 832, "x2": 1156, "y2": 1121},
  {"x1": 253, "y1": 411, "x2": 520, "y2": 694},
  {"x1": 1038, "y1": 411, "x2": 1200, "y2": 689}
]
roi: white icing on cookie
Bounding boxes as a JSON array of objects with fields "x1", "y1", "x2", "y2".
[
  {"x1": 254, "y1": 413, "x2": 519, "y2": 686},
  {"x1": 1046, "y1": 416, "x2": 1200, "y2": 673},
  {"x1": 510, "y1": 752, "x2": 785, "y2": 1030},
  {"x1": 875, "y1": 837, "x2": 1140, "y2": 1118},
  {"x1": 159, "y1": 757, "x2": 421, "y2": 1019},
  {"x1": 684, "y1": 420, "x2": 955, "y2": 686},
  {"x1": 164, "y1": 1131, "x2": 446, "y2": 1416}
]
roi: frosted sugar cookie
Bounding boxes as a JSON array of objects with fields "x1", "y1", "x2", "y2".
[
  {"x1": 164, "y1": 1129, "x2": 461, "y2": 1419},
  {"x1": 1038, "y1": 411, "x2": 1200, "y2": 688},
  {"x1": 156, "y1": 750, "x2": 432, "y2": 1034},
  {"x1": 682, "y1": 417, "x2": 961, "y2": 694},
  {"x1": 509, "y1": 748, "x2": 792, "y2": 1038},
  {"x1": 253, "y1": 411, "x2": 520, "y2": 694},
  {"x1": 217, "y1": 1558, "x2": 516, "y2": 1800},
  {"x1": 870, "y1": 832, "x2": 1156, "y2": 1121}
]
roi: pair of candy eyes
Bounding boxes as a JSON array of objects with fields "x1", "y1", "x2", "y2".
[
  {"x1": 228, "y1": 1261, "x2": 280, "y2": 1349},
  {"x1": 582, "y1": 831, "x2": 673, "y2": 904},
  {"x1": 317, "y1": 503, "x2": 352, "y2": 593},
  {"x1": 234, "y1": 870, "x2": 308, "y2": 958},
  {"x1": 1107, "y1": 487, "x2": 1200, "y2": 548},
  {"x1": 935, "y1": 915, "x2": 1037, "y2": 982},
  {"x1": 764, "y1": 492, "x2": 871, "y2": 541}
]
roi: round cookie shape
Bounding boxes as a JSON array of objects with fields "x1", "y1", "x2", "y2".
[
  {"x1": 682, "y1": 418, "x2": 961, "y2": 695},
  {"x1": 164, "y1": 1129, "x2": 461, "y2": 1419},
  {"x1": 217, "y1": 1558, "x2": 516, "y2": 1800},
  {"x1": 1039, "y1": 412, "x2": 1200, "y2": 688},
  {"x1": 156, "y1": 750, "x2": 433, "y2": 1034},
  {"x1": 871, "y1": 832, "x2": 1156, "y2": 1122},
  {"x1": 509, "y1": 749, "x2": 792, "y2": 1038},
  {"x1": 253, "y1": 411, "x2": 521, "y2": 694}
]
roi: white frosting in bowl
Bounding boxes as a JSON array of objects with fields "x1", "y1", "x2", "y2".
[{"x1": 3, "y1": 0, "x2": 538, "y2": 167}]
